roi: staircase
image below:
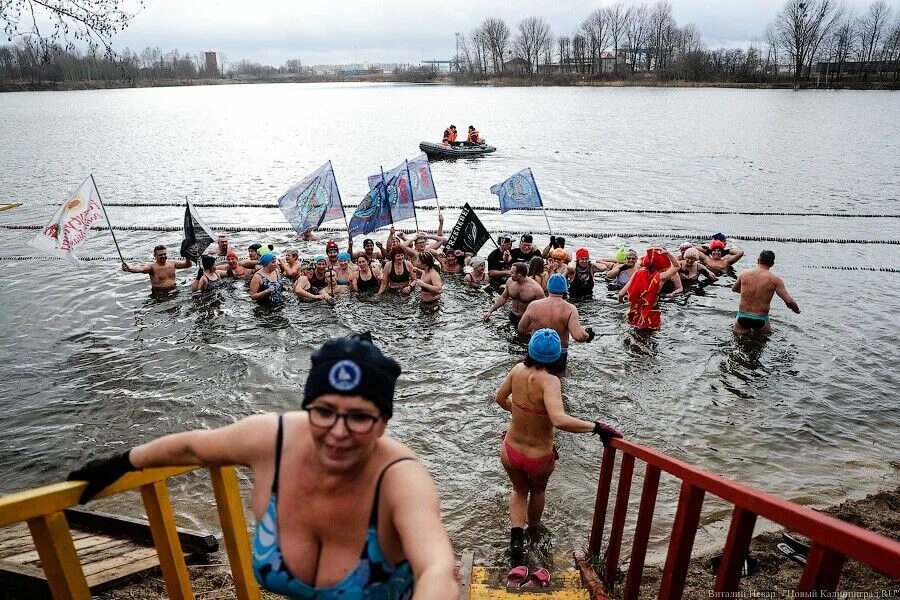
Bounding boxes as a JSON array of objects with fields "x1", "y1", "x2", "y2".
[{"x1": 459, "y1": 550, "x2": 595, "y2": 599}]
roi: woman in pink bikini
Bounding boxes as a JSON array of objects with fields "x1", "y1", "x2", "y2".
[{"x1": 495, "y1": 328, "x2": 622, "y2": 587}]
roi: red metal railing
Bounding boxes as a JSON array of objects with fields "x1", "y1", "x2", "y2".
[{"x1": 584, "y1": 438, "x2": 900, "y2": 599}]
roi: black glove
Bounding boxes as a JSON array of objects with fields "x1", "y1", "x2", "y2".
[
  {"x1": 593, "y1": 422, "x2": 623, "y2": 447},
  {"x1": 550, "y1": 235, "x2": 557, "y2": 248},
  {"x1": 585, "y1": 327, "x2": 595, "y2": 343},
  {"x1": 67, "y1": 449, "x2": 136, "y2": 504}
]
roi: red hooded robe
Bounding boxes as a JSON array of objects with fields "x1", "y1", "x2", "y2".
[{"x1": 626, "y1": 248, "x2": 672, "y2": 330}]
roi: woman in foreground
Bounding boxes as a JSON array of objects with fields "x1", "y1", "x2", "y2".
[
  {"x1": 68, "y1": 334, "x2": 458, "y2": 599},
  {"x1": 495, "y1": 328, "x2": 621, "y2": 587}
]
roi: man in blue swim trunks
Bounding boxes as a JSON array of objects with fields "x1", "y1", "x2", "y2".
[{"x1": 732, "y1": 250, "x2": 800, "y2": 335}]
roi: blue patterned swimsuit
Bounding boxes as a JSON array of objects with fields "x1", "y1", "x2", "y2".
[
  {"x1": 257, "y1": 274, "x2": 285, "y2": 305},
  {"x1": 252, "y1": 416, "x2": 415, "y2": 599}
]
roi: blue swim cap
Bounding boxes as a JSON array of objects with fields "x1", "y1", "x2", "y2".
[
  {"x1": 528, "y1": 328, "x2": 562, "y2": 364},
  {"x1": 338, "y1": 252, "x2": 351, "y2": 262},
  {"x1": 313, "y1": 254, "x2": 326, "y2": 263},
  {"x1": 259, "y1": 252, "x2": 276, "y2": 267},
  {"x1": 547, "y1": 273, "x2": 568, "y2": 295}
]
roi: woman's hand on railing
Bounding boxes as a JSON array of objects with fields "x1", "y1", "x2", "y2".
[
  {"x1": 67, "y1": 449, "x2": 137, "y2": 503},
  {"x1": 592, "y1": 422, "x2": 623, "y2": 447}
]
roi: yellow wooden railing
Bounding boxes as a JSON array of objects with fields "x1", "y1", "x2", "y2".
[{"x1": 0, "y1": 466, "x2": 260, "y2": 600}]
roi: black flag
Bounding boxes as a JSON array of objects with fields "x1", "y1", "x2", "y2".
[
  {"x1": 181, "y1": 201, "x2": 215, "y2": 261},
  {"x1": 447, "y1": 203, "x2": 491, "y2": 254}
]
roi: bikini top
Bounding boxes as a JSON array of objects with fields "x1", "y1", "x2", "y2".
[
  {"x1": 512, "y1": 398, "x2": 549, "y2": 417},
  {"x1": 252, "y1": 416, "x2": 415, "y2": 599},
  {"x1": 357, "y1": 271, "x2": 380, "y2": 291}
]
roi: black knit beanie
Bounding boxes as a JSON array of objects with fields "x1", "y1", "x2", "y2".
[{"x1": 302, "y1": 333, "x2": 401, "y2": 418}]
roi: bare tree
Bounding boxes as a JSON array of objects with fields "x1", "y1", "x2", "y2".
[
  {"x1": 625, "y1": 4, "x2": 650, "y2": 73},
  {"x1": 581, "y1": 8, "x2": 609, "y2": 74},
  {"x1": 481, "y1": 18, "x2": 510, "y2": 73},
  {"x1": 1, "y1": 0, "x2": 143, "y2": 62},
  {"x1": 558, "y1": 36, "x2": 572, "y2": 73},
  {"x1": 764, "y1": 22, "x2": 780, "y2": 78},
  {"x1": 607, "y1": 2, "x2": 632, "y2": 74},
  {"x1": 827, "y1": 16, "x2": 855, "y2": 82},
  {"x1": 572, "y1": 33, "x2": 588, "y2": 74},
  {"x1": 515, "y1": 16, "x2": 551, "y2": 75},
  {"x1": 649, "y1": 0, "x2": 675, "y2": 70},
  {"x1": 857, "y1": 0, "x2": 893, "y2": 77},
  {"x1": 773, "y1": 0, "x2": 842, "y2": 87}
]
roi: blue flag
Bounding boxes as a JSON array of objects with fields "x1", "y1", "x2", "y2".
[
  {"x1": 348, "y1": 181, "x2": 392, "y2": 237},
  {"x1": 367, "y1": 161, "x2": 416, "y2": 224},
  {"x1": 277, "y1": 161, "x2": 345, "y2": 234},
  {"x1": 406, "y1": 153, "x2": 437, "y2": 201},
  {"x1": 490, "y1": 168, "x2": 543, "y2": 213}
]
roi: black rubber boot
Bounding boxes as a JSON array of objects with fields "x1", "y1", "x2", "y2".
[{"x1": 510, "y1": 527, "x2": 525, "y2": 566}]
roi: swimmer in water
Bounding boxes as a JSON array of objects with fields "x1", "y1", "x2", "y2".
[
  {"x1": 606, "y1": 249, "x2": 638, "y2": 287},
  {"x1": 204, "y1": 234, "x2": 230, "y2": 264},
  {"x1": 249, "y1": 253, "x2": 284, "y2": 305},
  {"x1": 732, "y1": 250, "x2": 800, "y2": 335},
  {"x1": 121, "y1": 245, "x2": 193, "y2": 293},
  {"x1": 517, "y1": 274, "x2": 595, "y2": 370},
  {"x1": 618, "y1": 248, "x2": 680, "y2": 330},
  {"x1": 465, "y1": 257, "x2": 489, "y2": 288},
  {"x1": 294, "y1": 255, "x2": 335, "y2": 303},
  {"x1": 495, "y1": 328, "x2": 621, "y2": 566},
  {"x1": 332, "y1": 252, "x2": 356, "y2": 294},
  {"x1": 278, "y1": 249, "x2": 303, "y2": 280},
  {"x1": 565, "y1": 248, "x2": 608, "y2": 298},
  {"x1": 192, "y1": 254, "x2": 226, "y2": 292},
  {"x1": 379, "y1": 246, "x2": 416, "y2": 295},
  {"x1": 546, "y1": 248, "x2": 570, "y2": 276},
  {"x1": 325, "y1": 240, "x2": 341, "y2": 270},
  {"x1": 351, "y1": 254, "x2": 382, "y2": 293},
  {"x1": 217, "y1": 251, "x2": 253, "y2": 281},
  {"x1": 415, "y1": 252, "x2": 443, "y2": 307},
  {"x1": 679, "y1": 248, "x2": 717, "y2": 287},
  {"x1": 528, "y1": 256, "x2": 549, "y2": 291},
  {"x1": 698, "y1": 239, "x2": 744, "y2": 275},
  {"x1": 483, "y1": 263, "x2": 546, "y2": 326},
  {"x1": 431, "y1": 246, "x2": 468, "y2": 275},
  {"x1": 349, "y1": 237, "x2": 383, "y2": 263}
]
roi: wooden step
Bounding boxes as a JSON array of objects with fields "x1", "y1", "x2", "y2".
[{"x1": 466, "y1": 566, "x2": 588, "y2": 599}]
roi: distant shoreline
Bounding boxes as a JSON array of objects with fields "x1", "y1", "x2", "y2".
[{"x1": 1, "y1": 73, "x2": 897, "y2": 93}]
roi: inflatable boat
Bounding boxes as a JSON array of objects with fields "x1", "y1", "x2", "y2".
[{"x1": 418, "y1": 141, "x2": 497, "y2": 159}]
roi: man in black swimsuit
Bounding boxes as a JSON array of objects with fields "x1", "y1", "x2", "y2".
[{"x1": 487, "y1": 233, "x2": 514, "y2": 285}]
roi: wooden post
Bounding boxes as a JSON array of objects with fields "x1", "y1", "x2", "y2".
[
  {"x1": 210, "y1": 466, "x2": 260, "y2": 600},
  {"x1": 797, "y1": 543, "x2": 846, "y2": 593},
  {"x1": 657, "y1": 482, "x2": 705, "y2": 600},
  {"x1": 27, "y1": 511, "x2": 91, "y2": 600},
  {"x1": 604, "y1": 453, "x2": 635, "y2": 587},
  {"x1": 623, "y1": 464, "x2": 661, "y2": 600},
  {"x1": 141, "y1": 481, "x2": 194, "y2": 600},
  {"x1": 588, "y1": 445, "x2": 616, "y2": 556},
  {"x1": 713, "y1": 507, "x2": 758, "y2": 593}
]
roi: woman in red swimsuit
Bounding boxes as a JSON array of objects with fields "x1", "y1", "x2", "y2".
[{"x1": 495, "y1": 328, "x2": 622, "y2": 569}]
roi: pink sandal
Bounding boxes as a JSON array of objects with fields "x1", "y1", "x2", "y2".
[
  {"x1": 520, "y1": 567, "x2": 551, "y2": 588},
  {"x1": 506, "y1": 566, "x2": 529, "y2": 588}
]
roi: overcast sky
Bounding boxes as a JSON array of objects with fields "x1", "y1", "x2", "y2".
[{"x1": 112, "y1": 0, "x2": 889, "y2": 66}]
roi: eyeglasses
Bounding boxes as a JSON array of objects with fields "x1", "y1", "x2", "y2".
[{"x1": 307, "y1": 406, "x2": 380, "y2": 433}]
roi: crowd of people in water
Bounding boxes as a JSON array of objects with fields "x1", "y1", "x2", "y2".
[{"x1": 121, "y1": 214, "x2": 799, "y2": 337}]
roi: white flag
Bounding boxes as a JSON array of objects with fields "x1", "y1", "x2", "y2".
[{"x1": 28, "y1": 176, "x2": 107, "y2": 264}]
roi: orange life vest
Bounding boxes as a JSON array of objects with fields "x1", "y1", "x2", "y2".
[
  {"x1": 468, "y1": 129, "x2": 480, "y2": 143},
  {"x1": 448, "y1": 127, "x2": 457, "y2": 143}
]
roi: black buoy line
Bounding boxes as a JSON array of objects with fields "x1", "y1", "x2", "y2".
[
  {"x1": 2, "y1": 223, "x2": 899, "y2": 245},
  {"x1": 41, "y1": 201, "x2": 900, "y2": 219}
]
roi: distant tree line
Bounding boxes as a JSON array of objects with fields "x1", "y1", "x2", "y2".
[
  {"x1": 453, "y1": 0, "x2": 900, "y2": 86},
  {"x1": 0, "y1": 41, "x2": 316, "y2": 85}
]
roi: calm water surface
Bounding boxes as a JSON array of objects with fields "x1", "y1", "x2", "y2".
[{"x1": 0, "y1": 83, "x2": 898, "y2": 564}]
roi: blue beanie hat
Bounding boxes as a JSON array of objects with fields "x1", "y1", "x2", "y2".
[
  {"x1": 303, "y1": 333, "x2": 401, "y2": 418},
  {"x1": 259, "y1": 252, "x2": 276, "y2": 267},
  {"x1": 528, "y1": 328, "x2": 562, "y2": 364},
  {"x1": 547, "y1": 273, "x2": 568, "y2": 295}
]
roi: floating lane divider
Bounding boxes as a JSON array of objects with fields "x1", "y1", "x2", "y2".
[
  {"x1": 2, "y1": 255, "x2": 897, "y2": 273},
  {"x1": 41, "y1": 201, "x2": 900, "y2": 219},
  {"x1": 2, "y1": 223, "x2": 899, "y2": 245}
]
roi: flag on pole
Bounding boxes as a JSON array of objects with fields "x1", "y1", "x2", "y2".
[
  {"x1": 348, "y1": 181, "x2": 393, "y2": 237},
  {"x1": 447, "y1": 203, "x2": 492, "y2": 254},
  {"x1": 367, "y1": 161, "x2": 415, "y2": 223},
  {"x1": 180, "y1": 201, "x2": 216, "y2": 261},
  {"x1": 277, "y1": 161, "x2": 345, "y2": 234},
  {"x1": 28, "y1": 176, "x2": 107, "y2": 264},
  {"x1": 490, "y1": 168, "x2": 543, "y2": 213},
  {"x1": 405, "y1": 153, "x2": 437, "y2": 201}
]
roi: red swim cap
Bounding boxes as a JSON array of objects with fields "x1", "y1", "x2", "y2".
[
  {"x1": 709, "y1": 240, "x2": 726, "y2": 250},
  {"x1": 226, "y1": 251, "x2": 238, "y2": 260},
  {"x1": 575, "y1": 248, "x2": 590, "y2": 260}
]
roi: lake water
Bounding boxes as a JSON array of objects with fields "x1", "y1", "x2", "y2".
[{"x1": 0, "y1": 83, "x2": 898, "y2": 565}]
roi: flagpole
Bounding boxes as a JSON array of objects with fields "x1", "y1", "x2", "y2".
[
  {"x1": 91, "y1": 174, "x2": 125, "y2": 264},
  {"x1": 405, "y1": 160, "x2": 420, "y2": 233},
  {"x1": 427, "y1": 159, "x2": 442, "y2": 217},
  {"x1": 329, "y1": 161, "x2": 352, "y2": 241},
  {"x1": 530, "y1": 169, "x2": 553, "y2": 236},
  {"x1": 381, "y1": 166, "x2": 395, "y2": 232}
]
